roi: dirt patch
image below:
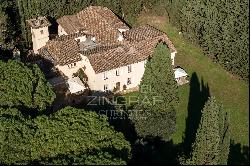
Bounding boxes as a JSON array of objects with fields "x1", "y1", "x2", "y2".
[{"x1": 137, "y1": 12, "x2": 168, "y2": 27}]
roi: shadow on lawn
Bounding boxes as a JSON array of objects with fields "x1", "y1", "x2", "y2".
[
  {"x1": 182, "y1": 72, "x2": 210, "y2": 156},
  {"x1": 228, "y1": 140, "x2": 249, "y2": 165},
  {"x1": 129, "y1": 138, "x2": 181, "y2": 165}
]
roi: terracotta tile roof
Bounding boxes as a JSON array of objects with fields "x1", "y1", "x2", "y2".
[
  {"x1": 53, "y1": 30, "x2": 92, "y2": 41},
  {"x1": 38, "y1": 39, "x2": 81, "y2": 66},
  {"x1": 38, "y1": 24, "x2": 176, "y2": 73},
  {"x1": 57, "y1": 15, "x2": 84, "y2": 33},
  {"x1": 85, "y1": 35, "x2": 171, "y2": 73},
  {"x1": 124, "y1": 25, "x2": 177, "y2": 52},
  {"x1": 57, "y1": 6, "x2": 129, "y2": 44}
]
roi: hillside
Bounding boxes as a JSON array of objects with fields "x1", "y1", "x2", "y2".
[{"x1": 134, "y1": 14, "x2": 249, "y2": 146}]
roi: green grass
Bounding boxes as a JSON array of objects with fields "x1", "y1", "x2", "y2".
[{"x1": 124, "y1": 15, "x2": 249, "y2": 146}]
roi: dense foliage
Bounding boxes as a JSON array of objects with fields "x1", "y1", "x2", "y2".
[
  {"x1": 181, "y1": 0, "x2": 249, "y2": 79},
  {"x1": 16, "y1": 0, "x2": 124, "y2": 46},
  {"x1": 131, "y1": 43, "x2": 179, "y2": 141},
  {"x1": 181, "y1": 97, "x2": 230, "y2": 165},
  {"x1": 0, "y1": 107, "x2": 131, "y2": 165},
  {"x1": 0, "y1": 0, "x2": 18, "y2": 48},
  {"x1": 1, "y1": 0, "x2": 248, "y2": 79},
  {"x1": 0, "y1": 6, "x2": 7, "y2": 46},
  {"x1": 0, "y1": 107, "x2": 34, "y2": 164},
  {"x1": 0, "y1": 60, "x2": 55, "y2": 111}
]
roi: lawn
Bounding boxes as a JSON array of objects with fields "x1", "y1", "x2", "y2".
[{"x1": 124, "y1": 14, "x2": 249, "y2": 147}]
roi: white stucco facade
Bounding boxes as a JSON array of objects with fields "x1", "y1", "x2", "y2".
[
  {"x1": 55, "y1": 50, "x2": 176, "y2": 93},
  {"x1": 31, "y1": 26, "x2": 50, "y2": 54},
  {"x1": 56, "y1": 53, "x2": 148, "y2": 93},
  {"x1": 58, "y1": 25, "x2": 68, "y2": 36},
  {"x1": 56, "y1": 60, "x2": 86, "y2": 79},
  {"x1": 92, "y1": 60, "x2": 147, "y2": 92},
  {"x1": 171, "y1": 51, "x2": 177, "y2": 66}
]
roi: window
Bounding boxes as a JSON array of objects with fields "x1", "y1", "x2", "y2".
[
  {"x1": 128, "y1": 65, "x2": 132, "y2": 73},
  {"x1": 116, "y1": 69, "x2": 120, "y2": 76},
  {"x1": 103, "y1": 72, "x2": 108, "y2": 80},
  {"x1": 127, "y1": 78, "x2": 131, "y2": 85},
  {"x1": 40, "y1": 30, "x2": 44, "y2": 34},
  {"x1": 74, "y1": 63, "x2": 76, "y2": 67},
  {"x1": 77, "y1": 39, "x2": 80, "y2": 43},
  {"x1": 104, "y1": 84, "x2": 108, "y2": 91}
]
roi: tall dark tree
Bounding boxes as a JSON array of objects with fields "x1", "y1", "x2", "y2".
[
  {"x1": 120, "y1": 0, "x2": 143, "y2": 25},
  {"x1": 181, "y1": 97, "x2": 230, "y2": 165},
  {"x1": 0, "y1": 6, "x2": 8, "y2": 46},
  {"x1": 0, "y1": 0, "x2": 18, "y2": 48},
  {"x1": 131, "y1": 42, "x2": 179, "y2": 141}
]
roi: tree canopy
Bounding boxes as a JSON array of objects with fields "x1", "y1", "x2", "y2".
[
  {"x1": 0, "y1": 60, "x2": 55, "y2": 111},
  {"x1": 0, "y1": 6, "x2": 8, "y2": 46},
  {"x1": 181, "y1": 0, "x2": 249, "y2": 79},
  {"x1": 131, "y1": 42, "x2": 178, "y2": 141},
  {"x1": 181, "y1": 97, "x2": 230, "y2": 165},
  {"x1": 0, "y1": 107, "x2": 131, "y2": 165}
]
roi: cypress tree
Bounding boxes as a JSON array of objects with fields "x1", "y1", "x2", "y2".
[
  {"x1": 0, "y1": 6, "x2": 8, "y2": 46},
  {"x1": 131, "y1": 42, "x2": 179, "y2": 141},
  {"x1": 182, "y1": 97, "x2": 230, "y2": 165}
]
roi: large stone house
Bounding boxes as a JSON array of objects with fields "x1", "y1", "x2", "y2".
[{"x1": 27, "y1": 6, "x2": 177, "y2": 94}]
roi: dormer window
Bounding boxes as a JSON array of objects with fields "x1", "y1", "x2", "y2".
[
  {"x1": 118, "y1": 33, "x2": 124, "y2": 41},
  {"x1": 116, "y1": 69, "x2": 120, "y2": 76}
]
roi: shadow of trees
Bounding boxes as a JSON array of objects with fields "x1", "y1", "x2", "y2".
[
  {"x1": 129, "y1": 138, "x2": 181, "y2": 165},
  {"x1": 0, "y1": 47, "x2": 13, "y2": 61},
  {"x1": 182, "y1": 72, "x2": 210, "y2": 156},
  {"x1": 39, "y1": 71, "x2": 246, "y2": 165},
  {"x1": 81, "y1": 92, "x2": 180, "y2": 165},
  {"x1": 228, "y1": 140, "x2": 249, "y2": 165}
]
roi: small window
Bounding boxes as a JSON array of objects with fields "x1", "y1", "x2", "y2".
[
  {"x1": 77, "y1": 39, "x2": 80, "y2": 43},
  {"x1": 104, "y1": 72, "x2": 108, "y2": 80},
  {"x1": 116, "y1": 69, "x2": 120, "y2": 76},
  {"x1": 40, "y1": 30, "x2": 44, "y2": 34},
  {"x1": 67, "y1": 64, "x2": 70, "y2": 68},
  {"x1": 74, "y1": 63, "x2": 76, "y2": 66},
  {"x1": 127, "y1": 78, "x2": 131, "y2": 85},
  {"x1": 128, "y1": 65, "x2": 132, "y2": 73},
  {"x1": 104, "y1": 84, "x2": 108, "y2": 91}
]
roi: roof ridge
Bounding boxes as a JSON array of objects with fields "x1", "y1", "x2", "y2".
[{"x1": 53, "y1": 31, "x2": 91, "y2": 42}]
